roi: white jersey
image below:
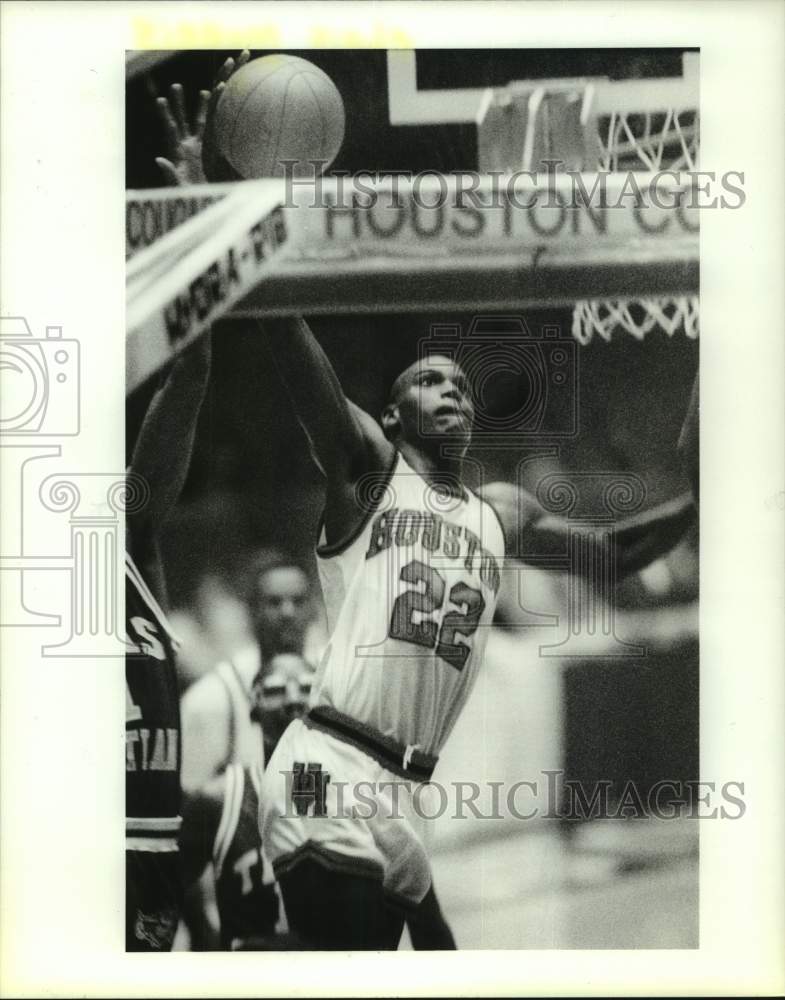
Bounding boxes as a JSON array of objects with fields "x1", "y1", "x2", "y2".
[{"x1": 313, "y1": 452, "x2": 505, "y2": 757}]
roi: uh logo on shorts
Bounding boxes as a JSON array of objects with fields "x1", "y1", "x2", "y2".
[{"x1": 288, "y1": 762, "x2": 330, "y2": 818}]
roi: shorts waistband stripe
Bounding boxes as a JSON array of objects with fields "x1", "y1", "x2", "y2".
[
  {"x1": 305, "y1": 706, "x2": 437, "y2": 782},
  {"x1": 273, "y1": 840, "x2": 384, "y2": 882},
  {"x1": 126, "y1": 836, "x2": 178, "y2": 852},
  {"x1": 126, "y1": 816, "x2": 182, "y2": 834}
]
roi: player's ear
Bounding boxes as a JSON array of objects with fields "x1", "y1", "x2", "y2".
[{"x1": 381, "y1": 403, "x2": 400, "y2": 441}]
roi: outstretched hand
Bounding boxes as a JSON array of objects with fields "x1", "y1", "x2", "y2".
[
  {"x1": 155, "y1": 84, "x2": 211, "y2": 186},
  {"x1": 154, "y1": 50, "x2": 251, "y2": 186},
  {"x1": 201, "y1": 49, "x2": 250, "y2": 183}
]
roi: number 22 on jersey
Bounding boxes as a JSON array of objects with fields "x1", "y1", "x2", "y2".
[{"x1": 388, "y1": 558, "x2": 485, "y2": 671}]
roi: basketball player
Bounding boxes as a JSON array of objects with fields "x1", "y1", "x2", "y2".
[
  {"x1": 125, "y1": 333, "x2": 211, "y2": 951},
  {"x1": 254, "y1": 319, "x2": 696, "y2": 950},
  {"x1": 178, "y1": 655, "x2": 313, "y2": 950},
  {"x1": 180, "y1": 551, "x2": 315, "y2": 795}
]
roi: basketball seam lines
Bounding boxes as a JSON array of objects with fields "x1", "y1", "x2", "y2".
[
  {"x1": 270, "y1": 75, "x2": 294, "y2": 178},
  {"x1": 228, "y1": 61, "x2": 291, "y2": 169},
  {"x1": 300, "y1": 73, "x2": 327, "y2": 159}
]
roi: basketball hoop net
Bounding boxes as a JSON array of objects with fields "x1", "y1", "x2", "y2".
[
  {"x1": 477, "y1": 54, "x2": 700, "y2": 343},
  {"x1": 595, "y1": 107, "x2": 699, "y2": 172},
  {"x1": 572, "y1": 295, "x2": 700, "y2": 345},
  {"x1": 582, "y1": 100, "x2": 700, "y2": 342}
]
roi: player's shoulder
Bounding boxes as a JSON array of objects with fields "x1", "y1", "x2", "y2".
[{"x1": 180, "y1": 669, "x2": 231, "y2": 722}]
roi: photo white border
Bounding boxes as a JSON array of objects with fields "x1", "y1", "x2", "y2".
[{"x1": 1, "y1": 1, "x2": 783, "y2": 995}]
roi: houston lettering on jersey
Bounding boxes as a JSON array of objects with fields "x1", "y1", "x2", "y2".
[{"x1": 365, "y1": 507, "x2": 501, "y2": 596}]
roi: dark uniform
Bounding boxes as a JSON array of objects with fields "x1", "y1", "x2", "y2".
[
  {"x1": 125, "y1": 552, "x2": 183, "y2": 951},
  {"x1": 212, "y1": 763, "x2": 280, "y2": 949}
]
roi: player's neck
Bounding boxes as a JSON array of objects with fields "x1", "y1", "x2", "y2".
[{"x1": 398, "y1": 440, "x2": 465, "y2": 493}]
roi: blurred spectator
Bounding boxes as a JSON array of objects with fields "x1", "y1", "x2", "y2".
[
  {"x1": 169, "y1": 574, "x2": 253, "y2": 693},
  {"x1": 180, "y1": 547, "x2": 322, "y2": 794}
]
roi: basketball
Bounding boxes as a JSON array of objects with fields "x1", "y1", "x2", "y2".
[{"x1": 214, "y1": 54, "x2": 345, "y2": 179}]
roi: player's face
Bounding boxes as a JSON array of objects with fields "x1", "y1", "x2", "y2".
[
  {"x1": 394, "y1": 356, "x2": 474, "y2": 446},
  {"x1": 251, "y1": 566, "x2": 311, "y2": 655},
  {"x1": 252, "y1": 652, "x2": 314, "y2": 752}
]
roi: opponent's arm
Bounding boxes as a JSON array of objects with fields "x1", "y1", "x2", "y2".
[
  {"x1": 482, "y1": 481, "x2": 696, "y2": 578},
  {"x1": 127, "y1": 74, "x2": 225, "y2": 566},
  {"x1": 127, "y1": 339, "x2": 210, "y2": 563}
]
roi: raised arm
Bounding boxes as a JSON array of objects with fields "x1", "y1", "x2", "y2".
[
  {"x1": 258, "y1": 317, "x2": 394, "y2": 543},
  {"x1": 127, "y1": 338, "x2": 210, "y2": 562},
  {"x1": 127, "y1": 74, "x2": 223, "y2": 575},
  {"x1": 482, "y1": 481, "x2": 696, "y2": 579}
]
